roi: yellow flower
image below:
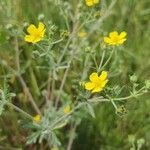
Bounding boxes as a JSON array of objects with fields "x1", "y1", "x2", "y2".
[
  {"x1": 78, "y1": 31, "x2": 87, "y2": 38},
  {"x1": 104, "y1": 31, "x2": 127, "y2": 46},
  {"x1": 63, "y1": 105, "x2": 71, "y2": 114},
  {"x1": 24, "y1": 22, "x2": 46, "y2": 43},
  {"x1": 85, "y1": 71, "x2": 108, "y2": 93},
  {"x1": 33, "y1": 114, "x2": 41, "y2": 123},
  {"x1": 85, "y1": 0, "x2": 99, "y2": 7}
]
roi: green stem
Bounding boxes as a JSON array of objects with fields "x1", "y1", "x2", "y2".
[
  {"x1": 114, "y1": 93, "x2": 144, "y2": 101},
  {"x1": 106, "y1": 94, "x2": 117, "y2": 110},
  {"x1": 7, "y1": 102, "x2": 33, "y2": 120},
  {"x1": 114, "y1": 87, "x2": 146, "y2": 101},
  {"x1": 51, "y1": 39, "x2": 63, "y2": 45},
  {"x1": 35, "y1": 43, "x2": 45, "y2": 52},
  {"x1": 100, "y1": 49, "x2": 114, "y2": 71},
  {"x1": 91, "y1": 54, "x2": 99, "y2": 70},
  {"x1": 98, "y1": 50, "x2": 106, "y2": 72},
  {"x1": 110, "y1": 99, "x2": 118, "y2": 110}
]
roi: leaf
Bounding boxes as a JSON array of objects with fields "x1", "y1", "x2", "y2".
[
  {"x1": 52, "y1": 116, "x2": 70, "y2": 130},
  {"x1": 39, "y1": 132, "x2": 47, "y2": 143},
  {"x1": 26, "y1": 131, "x2": 41, "y2": 145},
  {"x1": 50, "y1": 132, "x2": 61, "y2": 146},
  {"x1": 0, "y1": 100, "x2": 6, "y2": 115},
  {"x1": 0, "y1": 81, "x2": 14, "y2": 116},
  {"x1": 86, "y1": 103, "x2": 95, "y2": 118}
]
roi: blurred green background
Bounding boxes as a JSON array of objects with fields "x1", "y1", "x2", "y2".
[{"x1": 0, "y1": 0, "x2": 150, "y2": 149}]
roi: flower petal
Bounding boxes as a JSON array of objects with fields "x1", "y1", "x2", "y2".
[
  {"x1": 85, "y1": 82, "x2": 95, "y2": 90},
  {"x1": 104, "y1": 37, "x2": 112, "y2": 44},
  {"x1": 118, "y1": 38, "x2": 126, "y2": 44},
  {"x1": 94, "y1": 0, "x2": 99, "y2": 4},
  {"x1": 32, "y1": 37, "x2": 42, "y2": 43},
  {"x1": 86, "y1": 0, "x2": 93, "y2": 6},
  {"x1": 99, "y1": 71, "x2": 108, "y2": 81},
  {"x1": 101, "y1": 79, "x2": 108, "y2": 88},
  {"x1": 89, "y1": 72, "x2": 99, "y2": 82},
  {"x1": 27, "y1": 24, "x2": 37, "y2": 34},
  {"x1": 119, "y1": 31, "x2": 127, "y2": 38},
  {"x1": 38, "y1": 22, "x2": 45, "y2": 32},
  {"x1": 109, "y1": 31, "x2": 118, "y2": 38},
  {"x1": 24, "y1": 35, "x2": 34, "y2": 43},
  {"x1": 92, "y1": 87, "x2": 102, "y2": 93}
]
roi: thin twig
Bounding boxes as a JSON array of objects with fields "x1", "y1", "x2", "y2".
[
  {"x1": 98, "y1": 50, "x2": 106, "y2": 72},
  {"x1": 55, "y1": 62, "x2": 70, "y2": 107},
  {"x1": 67, "y1": 123, "x2": 78, "y2": 150},
  {"x1": 99, "y1": 49, "x2": 114, "y2": 71},
  {"x1": 18, "y1": 76, "x2": 41, "y2": 115}
]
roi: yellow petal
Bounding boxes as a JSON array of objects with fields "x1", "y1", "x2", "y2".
[
  {"x1": 41, "y1": 29, "x2": 46, "y2": 37},
  {"x1": 24, "y1": 35, "x2": 34, "y2": 43},
  {"x1": 27, "y1": 24, "x2": 37, "y2": 34},
  {"x1": 104, "y1": 37, "x2": 112, "y2": 44},
  {"x1": 32, "y1": 36, "x2": 42, "y2": 43},
  {"x1": 118, "y1": 38, "x2": 126, "y2": 44},
  {"x1": 101, "y1": 79, "x2": 108, "y2": 88},
  {"x1": 25, "y1": 35, "x2": 42, "y2": 43},
  {"x1": 94, "y1": 0, "x2": 99, "y2": 4},
  {"x1": 119, "y1": 31, "x2": 127, "y2": 38},
  {"x1": 99, "y1": 71, "x2": 108, "y2": 81},
  {"x1": 92, "y1": 87, "x2": 102, "y2": 93},
  {"x1": 109, "y1": 31, "x2": 118, "y2": 38},
  {"x1": 86, "y1": 0, "x2": 94, "y2": 6},
  {"x1": 85, "y1": 82, "x2": 95, "y2": 90},
  {"x1": 38, "y1": 22, "x2": 45, "y2": 32},
  {"x1": 89, "y1": 72, "x2": 99, "y2": 82}
]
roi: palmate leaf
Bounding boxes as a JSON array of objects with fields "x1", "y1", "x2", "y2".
[{"x1": 26, "y1": 129, "x2": 61, "y2": 147}]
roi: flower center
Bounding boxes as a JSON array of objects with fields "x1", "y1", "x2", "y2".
[
  {"x1": 111, "y1": 36, "x2": 119, "y2": 43},
  {"x1": 34, "y1": 31, "x2": 41, "y2": 37},
  {"x1": 94, "y1": 79, "x2": 102, "y2": 87}
]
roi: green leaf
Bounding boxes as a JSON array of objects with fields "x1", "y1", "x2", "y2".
[
  {"x1": 0, "y1": 100, "x2": 7, "y2": 115},
  {"x1": 0, "y1": 80, "x2": 13, "y2": 116},
  {"x1": 26, "y1": 131, "x2": 41, "y2": 145},
  {"x1": 50, "y1": 132, "x2": 61, "y2": 146},
  {"x1": 86, "y1": 103, "x2": 95, "y2": 118},
  {"x1": 52, "y1": 118, "x2": 69, "y2": 130}
]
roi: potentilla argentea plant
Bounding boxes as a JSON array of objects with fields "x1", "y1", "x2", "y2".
[{"x1": 0, "y1": 0, "x2": 149, "y2": 149}]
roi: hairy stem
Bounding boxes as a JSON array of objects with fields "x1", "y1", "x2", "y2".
[
  {"x1": 7, "y1": 102, "x2": 33, "y2": 120},
  {"x1": 67, "y1": 123, "x2": 78, "y2": 150}
]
